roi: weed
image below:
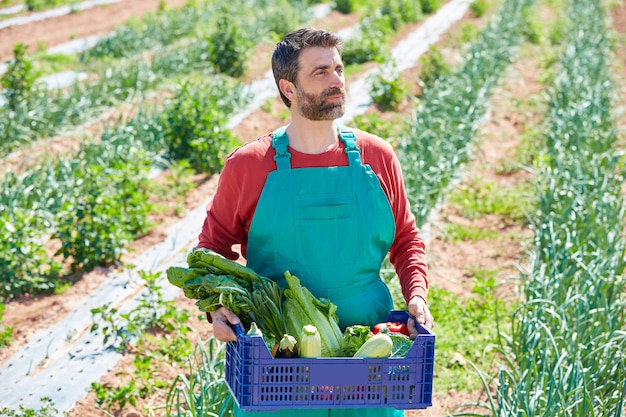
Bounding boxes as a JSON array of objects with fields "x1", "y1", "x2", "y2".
[
  {"x1": 443, "y1": 223, "x2": 501, "y2": 242},
  {"x1": 447, "y1": 176, "x2": 534, "y2": 223},
  {"x1": 0, "y1": 398, "x2": 61, "y2": 417}
]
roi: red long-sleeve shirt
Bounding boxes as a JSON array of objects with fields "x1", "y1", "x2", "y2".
[{"x1": 197, "y1": 128, "x2": 429, "y2": 304}]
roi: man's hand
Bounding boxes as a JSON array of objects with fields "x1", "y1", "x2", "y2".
[
  {"x1": 209, "y1": 306, "x2": 241, "y2": 342},
  {"x1": 406, "y1": 296, "x2": 434, "y2": 337}
]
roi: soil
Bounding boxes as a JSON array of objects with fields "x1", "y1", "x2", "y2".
[
  {"x1": 1, "y1": 1, "x2": 625, "y2": 417},
  {"x1": 0, "y1": 0, "x2": 191, "y2": 63}
]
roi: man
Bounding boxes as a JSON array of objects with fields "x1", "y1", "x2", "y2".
[{"x1": 197, "y1": 27, "x2": 434, "y2": 417}]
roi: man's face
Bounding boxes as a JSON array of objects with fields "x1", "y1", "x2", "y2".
[{"x1": 293, "y1": 46, "x2": 346, "y2": 120}]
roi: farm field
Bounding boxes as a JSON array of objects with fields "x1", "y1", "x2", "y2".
[{"x1": 0, "y1": 0, "x2": 625, "y2": 416}]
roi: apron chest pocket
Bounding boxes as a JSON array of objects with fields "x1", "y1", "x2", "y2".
[{"x1": 293, "y1": 193, "x2": 360, "y2": 266}]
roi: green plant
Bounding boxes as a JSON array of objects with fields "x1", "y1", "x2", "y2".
[
  {"x1": 469, "y1": 0, "x2": 488, "y2": 17},
  {"x1": 166, "y1": 339, "x2": 234, "y2": 417},
  {"x1": 24, "y1": 0, "x2": 62, "y2": 11},
  {"x1": 206, "y1": 15, "x2": 252, "y2": 78},
  {"x1": 0, "y1": 303, "x2": 14, "y2": 348},
  {"x1": 420, "y1": 0, "x2": 441, "y2": 14},
  {"x1": 53, "y1": 158, "x2": 153, "y2": 272},
  {"x1": 90, "y1": 270, "x2": 191, "y2": 352},
  {"x1": 380, "y1": 0, "x2": 422, "y2": 30},
  {"x1": 442, "y1": 223, "x2": 501, "y2": 242},
  {"x1": 341, "y1": 16, "x2": 392, "y2": 65},
  {"x1": 1, "y1": 43, "x2": 36, "y2": 110},
  {"x1": 0, "y1": 398, "x2": 60, "y2": 417},
  {"x1": 334, "y1": 0, "x2": 361, "y2": 14},
  {"x1": 418, "y1": 44, "x2": 451, "y2": 88},
  {"x1": 447, "y1": 176, "x2": 534, "y2": 223},
  {"x1": 161, "y1": 80, "x2": 242, "y2": 173},
  {"x1": 427, "y1": 285, "x2": 513, "y2": 392},
  {"x1": 521, "y1": 4, "x2": 542, "y2": 44},
  {"x1": 459, "y1": 21, "x2": 480, "y2": 44},
  {"x1": 92, "y1": 378, "x2": 143, "y2": 412},
  {"x1": 351, "y1": 112, "x2": 405, "y2": 146},
  {"x1": 368, "y1": 65, "x2": 407, "y2": 111}
]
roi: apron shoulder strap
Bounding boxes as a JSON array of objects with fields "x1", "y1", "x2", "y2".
[
  {"x1": 336, "y1": 124, "x2": 362, "y2": 166},
  {"x1": 271, "y1": 126, "x2": 292, "y2": 170}
]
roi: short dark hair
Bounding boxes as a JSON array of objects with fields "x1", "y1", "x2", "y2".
[{"x1": 272, "y1": 28, "x2": 342, "y2": 108}]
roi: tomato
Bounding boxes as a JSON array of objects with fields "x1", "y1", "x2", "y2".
[{"x1": 372, "y1": 321, "x2": 410, "y2": 336}]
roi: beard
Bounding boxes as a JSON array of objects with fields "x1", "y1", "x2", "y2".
[{"x1": 295, "y1": 86, "x2": 346, "y2": 121}]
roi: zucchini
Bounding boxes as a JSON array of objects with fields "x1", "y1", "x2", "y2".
[{"x1": 353, "y1": 333, "x2": 393, "y2": 358}]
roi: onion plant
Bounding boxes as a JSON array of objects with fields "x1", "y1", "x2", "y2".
[
  {"x1": 470, "y1": 0, "x2": 626, "y2": 415},
  {"x1": 165, "y1": 338, "x2": 234, "y2": 417},
  {"x1": 397, "y1": 0, "x2": 536, "y2": 226}
]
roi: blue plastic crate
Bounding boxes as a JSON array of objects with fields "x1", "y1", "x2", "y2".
[{"x1": 225, "y1": 310, "x2": 435, "y2": 411}]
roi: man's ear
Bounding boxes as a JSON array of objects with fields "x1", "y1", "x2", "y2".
[{"x1": 279, "y1": 79, "x2": 296, "y2": 103}]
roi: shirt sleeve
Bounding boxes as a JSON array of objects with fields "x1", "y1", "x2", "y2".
[
  {"x1": 196, "y1": 153, "x2": 247, "y2": 260},
  {"x1": 357, "y1": 130, "x2": 429, "y2": 304},
  {"x1": 386, "y1": 151, "x2": 429, "y2": 304},
  {"x1": 196, "y1": 138, "x2": 272, "y2": 260}
]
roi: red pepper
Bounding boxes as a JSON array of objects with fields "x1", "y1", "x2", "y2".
[{"x1": 372, "y1": 321, "x2": 410, "y2": 336}]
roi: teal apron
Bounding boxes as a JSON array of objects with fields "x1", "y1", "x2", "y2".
[{"x1": 235, "y1": 126, "x2": 403, "y2": 417}]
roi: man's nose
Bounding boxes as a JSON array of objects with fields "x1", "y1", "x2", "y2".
[{"x1": 331, "y1": 70, "x2": 345, "y2": 88}]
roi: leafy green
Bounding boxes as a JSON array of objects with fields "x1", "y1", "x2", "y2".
[
  {"x1": 389, "y1": 333, "x2": 413, "y2": 358},
  {"x1": 282, "y1": 271, "x2": 343, "y2": 357},
  {"x1": 337, "y1": 325, "x2": 371, "y2": 356},
  {"x1": 166, "y1": 248, "x2": 286, "y2": 343}
]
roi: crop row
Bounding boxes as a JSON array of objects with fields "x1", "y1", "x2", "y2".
[
  {"x1": 485, "y1": 0, "x2": 626, "y2": 415},
  {"x1": 0, "y1": 0, "x2": 312, "y2": 157},
  {"x1": 397, "y1": 0, "x2": 534, "y2": 226},
  {"x1": 0, "y1": 0, "x2": 446, "y2": 299},
  {"x1": 163, "y1": 0, "x2": 538, "y2": 413}
]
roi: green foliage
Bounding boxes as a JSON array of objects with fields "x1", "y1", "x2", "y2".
[
  {"x1": 420, "y1": 0, "x2": 441, "y2": 14},
  {"x1": 52, "y1": 151, "x2": 153, "y2": 272},
  {"x1": 521, "y1": 4, "x2": 542, "y2": 44},
  {"x1": 428, "y1": 282, "x2": 513, "y2": 392},
  {"x1": 380, "y1": 0, "x2": 423, "y2": 30},
  {"x1": 0, "y1": 303, "x2": 14, "y2": 348},
  {"x1": 24, "y1": 0, "x2": 66, "y2": 11},
  {"x1": 89, "y1": 270, "x2": 194, "y2": 413},
  {"x1": 398, "y1": 0, "x2": 536, "y2": 225},
  {"x1": 90, "y1": 270, "x2": 191, "y2": 353},
  {"x1": 92, "y1": 379, "x2": 142, "y2": 412},
  {"x1": 1, "y1": 43, "x2": 36, "y2": 110},
  {"x1": 334, "y1": 0, "x2": 361, "y2": 14},
  {"x1": 418, "y1": 45, "x2": 450, "y2": 88},
  {"x1": 165, "y1": 339, "x2": 234, "y2": 417},
  {"x1": 206, "y1": 15, "x2": 252, "y2": 78},
  {"x1": 447, "y1": 176, "x2": 534, "y2": 223},
  {"x1": 351, "y1": 112, "x2": 405, "y2": 146},
  {"x1": 0, "y1": 398, "x2": 59, "y2": 417},
  {"x1": 469, "y1": 0, "x2": 488, "y2": 17},
  {"x1": 442, "y1": 223, "x2": 501, "y2": 242},
  {"x1": 459, "y1": 21, "x2": 480, "y2": 44},
  {"x1": 0, "y1": 204, "x2": 63, "y2": 298},
  {"x1": 341, "y1": 16, "x2": 392, "y2": 65},
  {"x1": 160, "y1": 80, "x2": 241, "y2": 173},
  {"x1": 368, "y1": 65, "x2": 407, "y2": 111}
]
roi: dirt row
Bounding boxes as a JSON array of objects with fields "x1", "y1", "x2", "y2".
[{"x1": 0, "y1": 0, "x2": 190, "y2": 63}]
